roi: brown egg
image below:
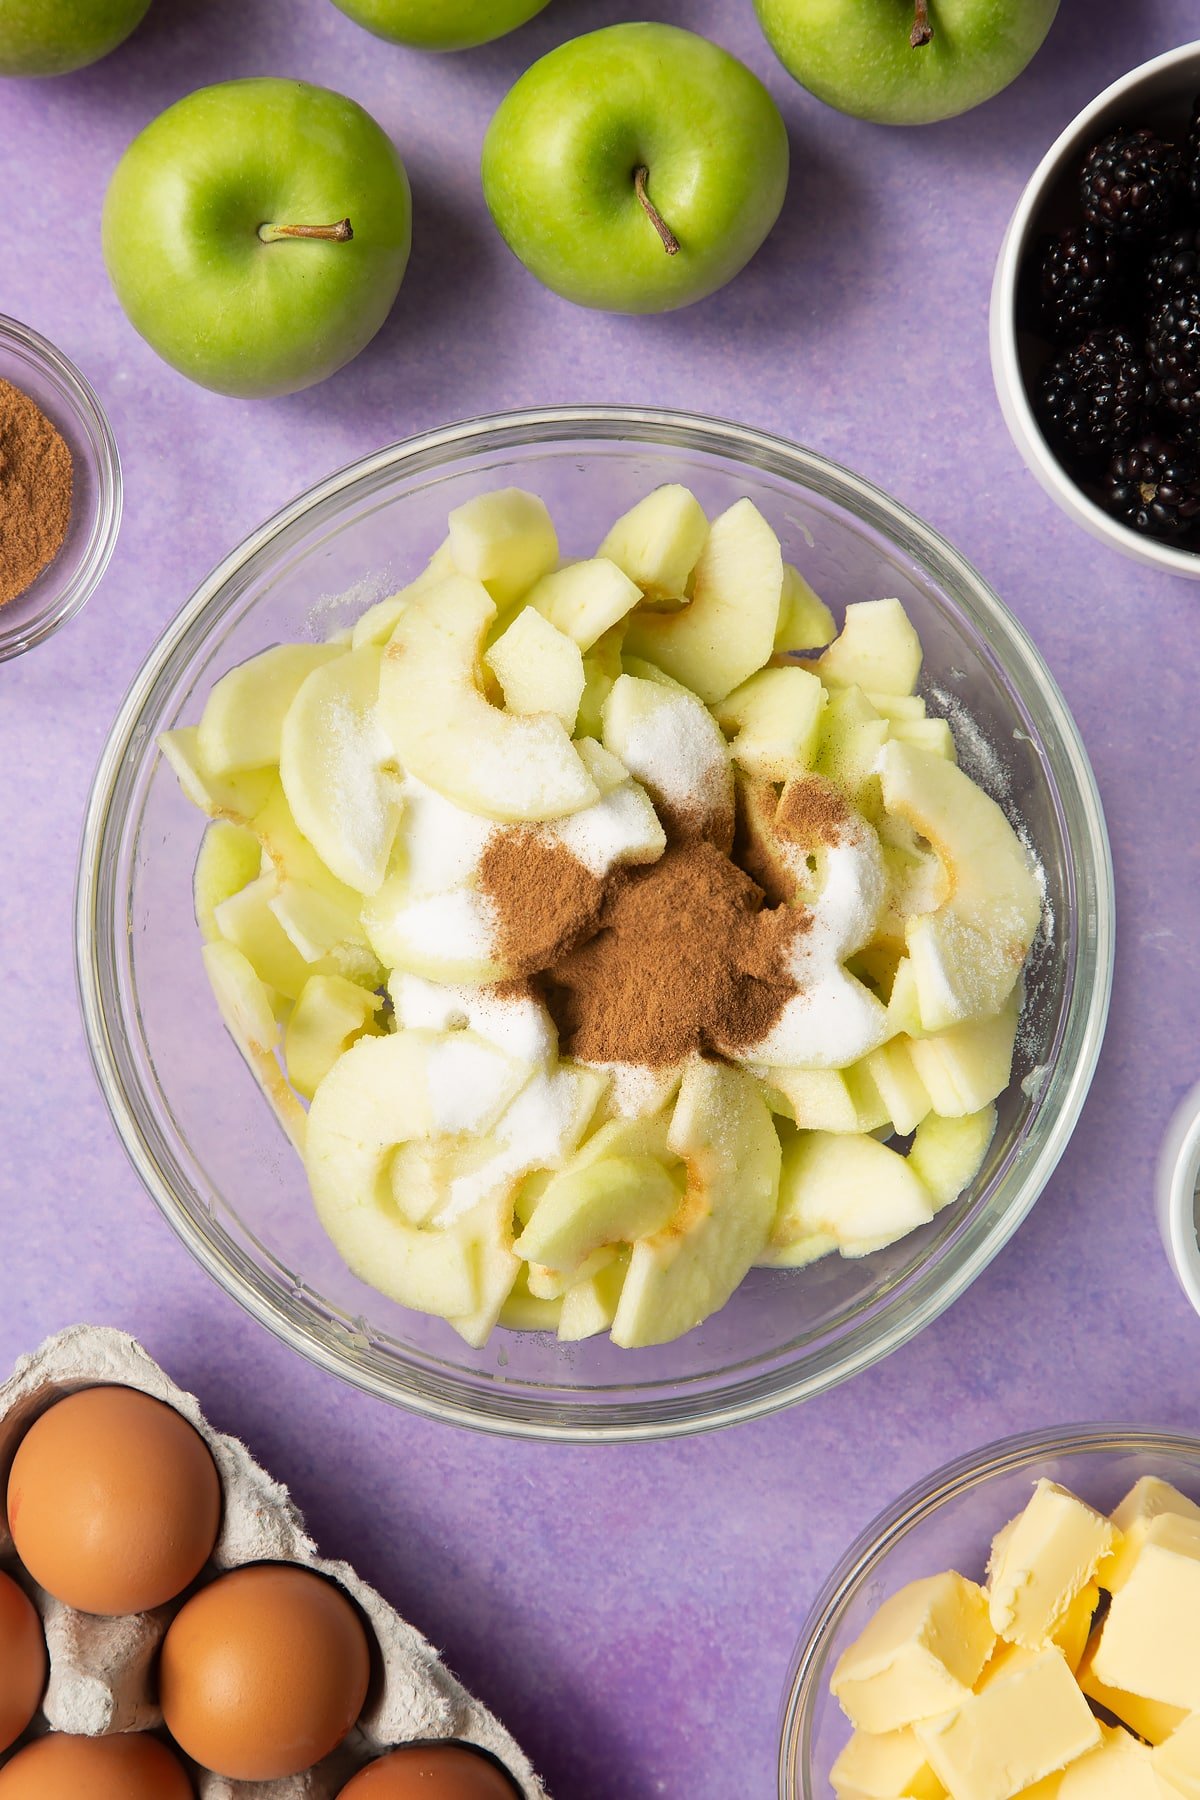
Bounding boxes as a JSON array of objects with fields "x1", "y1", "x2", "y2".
[
  {"x1": 160, "y1": 1562, "x2": 371, "y2": 1779},
  {"x1": 0, "y1": 1572, "x2": 45, "y2": 1754},
  {"x1": 0, "y1": 1731, "x2": 193, "y2": 1798},
  {"x1": 337, "y1": 1745, "x2": 521, "y2": 1798},
  {"x1": 6, "y1": 1386, "x2": 221, "y2": 1615}
]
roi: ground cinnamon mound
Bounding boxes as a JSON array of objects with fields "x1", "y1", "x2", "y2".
[
  {"x1": 480, "y1": 830, "x2": 607, "y2": 973},
  {"x1": 776, "y1": 774, "x2": 851, "y2": 845},
  {"x1": 542, "y1": 840, "x2": 807, "y2": 1067},
  {"x1": 0, "y1": 379, "x2": 73, "y2": 608}
]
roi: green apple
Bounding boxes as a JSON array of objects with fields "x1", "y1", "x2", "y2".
[
  {"x1": 0, "y1": 0, "x2": 151, "y2": 76},
  {"x1": 754, "y1": 0, "x2": 1059, "y2": 127},
  {"x1": 102, "y1": 79, "x2": 412, "y2": 398},
  {"x1": 329, "y1": 0, "x2": 551, "y2": 51},
  {"x1": 481, "y1": 23, "x2": 789, "y2": 313}
]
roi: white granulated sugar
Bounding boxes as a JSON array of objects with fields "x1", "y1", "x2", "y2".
[
  {"x1": 319, "y1": 692, "x2": 396, "y2": 872},
  {"x1": 437, "y1": 1068, "x2": 581, "y2": 1224},
  {"x1": 392, "y1": 971, "x2": 556, "y2": 1066},
  {"x1": 400, "y1": 777, "x2": 495, "y2": 896},
  {"x1": 550, "y1": 781, "x2": 666, "y2": 876},
  {"x1": 617, "y1": 692, "x2": 726, "y2": 818},
  {"x1": 926, "y1": 683, "x2": 1009, "y2": 799},
  {"x1": 305, "y1": 570, "x2": 393, "y2": 638},
  {"x1": 587, "y1": 1061, "x2": 682, "y2": 1119},
  {"x1": 425, "y1": 1036, "x2": 524, "y2": 1136},
  {"x1": 802, "y1": 822, "x2": 886, "y2": 963},
  {"x1": 395, "y1": 887, "x2": 497, "y2": 961}
]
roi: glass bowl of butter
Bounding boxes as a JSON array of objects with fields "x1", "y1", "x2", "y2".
[
  {"x1": 77, "y1": 406, "x2": 1112, "y2": 1441},
  {"x1": 779, "y1": 1424, "x2": 1200, "y2": 1798}
]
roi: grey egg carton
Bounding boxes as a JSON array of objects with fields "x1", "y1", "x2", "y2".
[{"x1": 0, "y1": 1326, "x2": 544, "y2": 1800}]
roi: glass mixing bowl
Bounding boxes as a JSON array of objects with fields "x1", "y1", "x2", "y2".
[
  {"x1": 778, "y1": 1424, "x2": 1200, "y2": 1798},
  {"x1": 76, "y1": 407, "x2": 1113, "y2": 1441}
]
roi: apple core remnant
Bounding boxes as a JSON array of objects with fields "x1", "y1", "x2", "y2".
[{"x1": 0, "y1": 379, "x2": 72, "y2": 608}]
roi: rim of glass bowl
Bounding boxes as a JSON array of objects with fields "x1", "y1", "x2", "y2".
[
  {"x1": 776, "y1": 1423, "x2": 1200, "y2": 1798},
  {"x1": 75, "y1": 405, "x2": 1114, "y2": 1442},
  {"x1": 0, "y1": 315, "x2": 123, "y2": 662}
]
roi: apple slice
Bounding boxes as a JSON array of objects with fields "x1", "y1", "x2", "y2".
[
  {"x1": 484, "y1": 605, "x2": 586, "y2": 732},
  {"x1": 279, "y1": 645, "x2": 404, "y2": 895},
  {"x1": 868, "y1": 691, "x2": 926, "y2": 722},
  {"x1": 890, "y1": 716, "x2": 956, "y2": 760},
  {"x1": 526, "y1": 1244, "x2": 617, "y2": 1300},
  {"x1": 610, "y1": 1060, "x2": 781, "y2": 1349},
  {"x1": 201, "y1": 940, "x2": 306, "y2": 1152},
  {"x1": 448, "y1": 1189, "x2": 525, "y2": 1347},
  {"x1": 515, "y1": 1154, "x2": 680, "y2": 1275},
  {"x1": 814, "y1": 686, "x2": 890, "y2": 807},
  {"x1": 905, "y1": 987, "x2": 1021, "y2": 1116},
  {"x1": 304, "y1": 1029, "x2": 528, "y2": 1318},
  {"x1": 527, "y1": 557, "x2": 643, "y2": 649},
  {"x1": 158, "y1": 728, "x2": 276, "y2": 824},
  {"x1": 596, "y1": 483, "x2": 709, "y2": 607},
  {"x1": 713, "y1": 665, "x2": 826, "y2": 780},
  {"x1": 623, "y1": 498, "x2": 785, "y2": 704},
  {"x1": 350, "y1": 542, "x2": 456, "y2": 649},
  {"x1": 817, "y1": 598, "x2": 922, "y2": 696},
  {"x1": 380, "y1": 575, "x2": 598, "y2": 821},
  {"x1": 761, "y1": 1064, "x2": 890, "y2": 1134},
  {"x1": 773, "y1": 564, "x2": 836, "y2": 652},
  {"x1": 879, "y1": 740, "x2": 1041, "y2": 1029},
  {"x1": 193, "y1": 821, "x2": 261, "y2": 942},
  {"x1": 497, "y1": 1267, "x2": 564, "y2": 1334},
  {"x1": 558, "y1": 1253, "x2": 631, "y2": 1341},
  {"x1": 284, "y1": 973, "x2": 383, "y2": 1099},
  {"x1": 196, "y1": 643, "x2": 342, "y2": 775},
  {"x1": 214, "y1": 873, "x2": 326, "y2": 1000},
  {"x1": 268, "y1": 882, "x2": 379, "y2": 983},
  {"x1": 602, "y1": 672, "x2": 734, "y2": 846},
  {"x1": 907, "y1": 1105, "x2": 998, "y2": 1211},
  {"x1": 772, "y1": 1129, "x2": 934, "y2": 1259},
  {"x1": 435, "y1": 1061, "x2": 608, "y2": 1227},
  {"x1": 446, "y1": 487, "x2": 558, "y2": 608},
  {"x1": 862, "y1": 1038, "x2": 933, "y2": 1136}
]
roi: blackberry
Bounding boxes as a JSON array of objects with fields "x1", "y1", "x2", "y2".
[
  {"x1": 1037, "y1": 329, "x2": 1151, "y2": 463},
  {"x1": 1188, "y1": 93, "x2": 1200, "y2": 207},
  {"x1": 1148, "y1": 277, "x2": 1200, "y2": 437},
  {"x1": 1034, "y1": 224, "x2": 1124, "y2": 342},
  {"x1": 1101, "y1": 433, "x2": 1200, "y2": 539},
  {"x1": 1080, "y1": 127, "x2": 1185, "y2": 240},
  {"x1": 1143, "y1": 225, "x2": 1200, "y2": 318}
]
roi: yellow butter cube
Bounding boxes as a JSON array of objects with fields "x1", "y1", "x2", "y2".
[
  {"x1": 915, "y1": 1647, "x2": 1100, "y2": 1800},
  {"x1": 1077, "y1": 1627, "x2": 1187, "y2": 1746},
  {"x1": 831, "y1": 1726, "x2": 946, "y2": 1798},
  {"x1": 1099, "y1": 1476, "x2": 1200, "y2": 1594},
  {"x1": 1057, "y1": 1723, "x2": 1164, "y2": 1798},
  {"x1": 831, "y1": 1572, "x2": 996, "y2": 1734},
  {"x1": 1052, "y1": 1583, "x2": 1101, "y2": 1673},
  {"x1": 988, "y1": 1481, "x2": 1116, "y2": 1648},
  {"x1": 1154, "y1": 1712, "x2": 1200, "y2": 1797},
  {"x1": 1092, "y1": 1514, "x2": 1200, "y2": 1711}
]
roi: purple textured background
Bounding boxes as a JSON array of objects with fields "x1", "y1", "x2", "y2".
[{"x1": 2, "y1": 3, "x2": 1200, "y2": 1795}]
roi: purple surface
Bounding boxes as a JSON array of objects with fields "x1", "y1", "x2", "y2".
[{"x1": 2, "y1": 2, "x2": 1199, "y2": 1794}]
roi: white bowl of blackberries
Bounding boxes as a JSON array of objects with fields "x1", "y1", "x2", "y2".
[{"x1": 992, "y1": 42, "x2": 1200, "y2": 576}]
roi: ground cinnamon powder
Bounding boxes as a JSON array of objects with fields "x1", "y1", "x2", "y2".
[
  {"x1": 0, "y1": 379, "x2": 73, "y2": 608},
  {"x1": 539, "y1": 840, "x2": 808, "y2": 1067},
  {"x1": 776, "y1": 774, "x2": 851, "y2": 845},
  {"x1": 480, "y1": 830, "x2": 608, "y2": 974}
]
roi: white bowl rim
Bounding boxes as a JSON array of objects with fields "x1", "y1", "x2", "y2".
[
  {"x1": 74, "y1": 403, "x2": 1115, "y2": 1442},
  {"x1": 777, "y1": 1420, "x2": 1200, "y2": 1797},
  {"x1": 990, "y1": 38, "x2": 1200, "y2": 578}
]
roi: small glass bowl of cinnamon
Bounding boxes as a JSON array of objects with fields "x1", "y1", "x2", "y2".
[{"x1": 0, "y1": 315, "x2": 122, "y2": 661}]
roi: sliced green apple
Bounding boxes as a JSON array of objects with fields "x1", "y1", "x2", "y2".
[
  {"x1": 515, "y1": 1153, "x2": 680, "y2": 1275},
  {"x1": 284, "y1": 973, "x2": 383, "y2": 1100},
  {"x1": 879, "y1": 740, "x2": 1041, "y2": 1030},
  {"x1": 890, "y1": 716, "x2": 956, "y2": 761},
  {"x1": 772, "y1": 1128, "x2": 934, "y2": 1259},
  {"x1": 527, "y1": 557, "x2": 642, "y2": 650},
  {"x1": 760, "y1": 1064, "x2": 890, "y2": 1133},
  {"x1": 214, "y1": 874, "x2": 327, "y2": 1000},
  {"x1": 449, "y1": 1189, "x2": 525, "y2": 1347},
  {"x1": 623, "y1": 499, "x2": 784, "y2": 704},
  {"x1": 817, "y1": 598, "x2": 922, "y2": 696},
  {"x1": 497, "y1": 1266, "x2": 563, "y2": 1334},
  {"x1": 596, "y1": 483, "x2": 708, "y2": 607},
  {"x1": 602, "y1": 672, "x2": 734, "y2": 846},
  {"x1": 908, "y1": 1105, "x2": 998, "y2": 1211},
  {"x1": 201, "y1": 940, "x2": 306, "y2": 1152},
  {"x1": 446, "y1": 487, "x2": 558, "y2": 609},
  {"x1": 196, "y1": 643, "x2": 342, "y2": 775},
  {"x1": 558, "y1": 1253, "x2": 631, "y2": 1341},
  {"x1": 158, "y1": 727, "x2": 276, "y2": 823},
  {"x1": 610, "y1": 1060, "x2": 781, "y2": 1349},
  {"x1": 350, "y1": 542, "x2": 456, "y2": 650},
  {"x1": 575, "y1": 621, "x2": 627, "y2": 740},
  {"x1": 814, "y1": 686, "x2": 890, "y2": 807},
  {"x1": 862, "y1": 1038, "x2": 933, "y2": 1136},
  {"x1": 713, "y1": 665, "x2": 826, "y2": 781},
  {"x1": 279, "y1": 645, "x2": 404, "y2": 895},
  {"x1": 905, "y1": 986, "x2": 1021, "y2": 1117},
  {"x1": 773, "y1": 563, "x2": 836, "y2": 653},
  {"x1": 193, "y1": 820, "x2": 261, "y2": 942},
  {"x1": 485, "y1": 605, "x2": 586, "y2": 732},
  {"x1": 380, "y1": 575, "x2": 598, "y2": 821}
]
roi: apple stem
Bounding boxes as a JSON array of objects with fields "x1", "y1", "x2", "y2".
[
  {"x1": 910, "y1": 0, "x2": 933, "y2": 46},
  {"x1": 257, "y1": 218, "x2": 354, "y2": 244},
  {"x1": 634, "y1": 168, "x2": 680, "y2": 257}
]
